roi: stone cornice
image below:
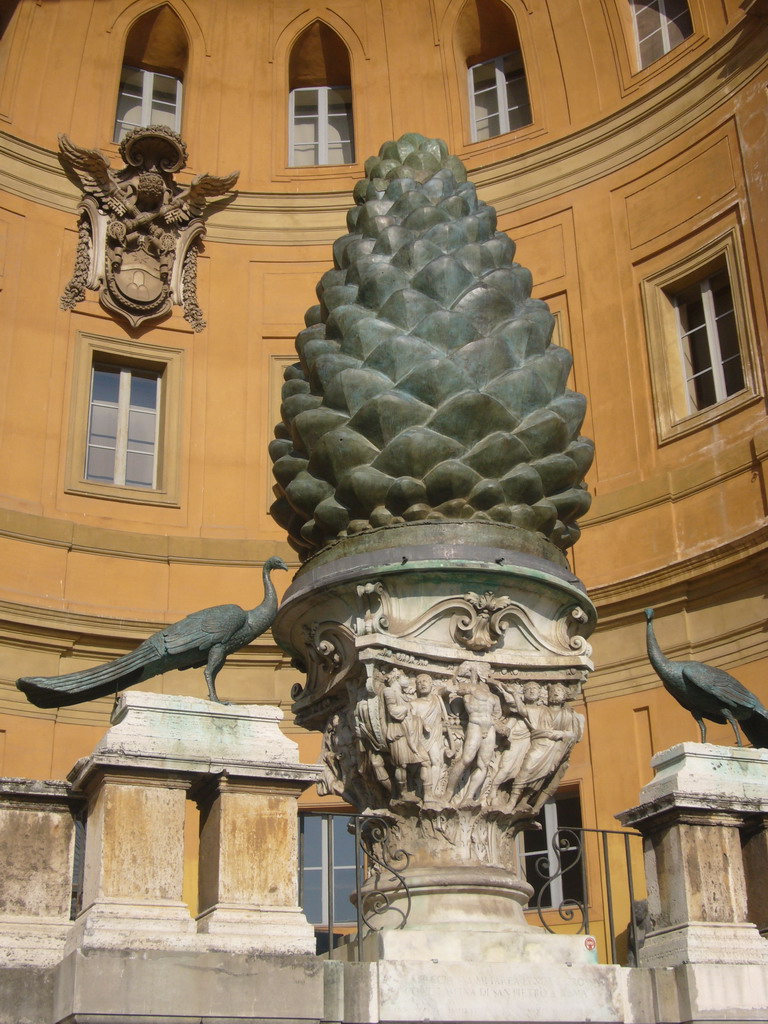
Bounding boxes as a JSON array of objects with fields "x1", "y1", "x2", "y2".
[{"x1": 1, "y1": 19, "x2": 765, "y2": 244}]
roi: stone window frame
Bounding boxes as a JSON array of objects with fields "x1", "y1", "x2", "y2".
[
  {"x1": 467, "y1": 51, "x2": 532, "y2": 143},
  {"x1": 640, "y1": 227, "x2": 761, "y2": 444},
  {"x1": 65, "y1": 333, "x2": 184, "y2": 506}
]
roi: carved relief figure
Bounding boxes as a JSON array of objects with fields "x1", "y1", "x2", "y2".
[
  {"x1": 409, "y1": 674, "x2": 451, "y2": 802},
  {"x1": 508, "y1": 682, "x2": 583, "y2": 811},
  {"x1": 381, "y1": 669, "x2": 428, "y2": 798},
  {"x1": 59, "y1": 126, "x2": 238, "y2": 330},
  {"x1": 486, "y1": 681, "x2": 538, "y2": 805},
  {"x1": 446, "y1": 662, "x2": 502, "y2": 805}
]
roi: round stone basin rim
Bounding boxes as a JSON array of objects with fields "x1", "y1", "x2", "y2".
[{"x1": 280, "y1": 541, "x2": 592, "y2": 620}]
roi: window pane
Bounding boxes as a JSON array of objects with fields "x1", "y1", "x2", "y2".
[
  {"x1": 332, "y1": 816, "x2": 356, "y2": 866},
  {"x1": 302, "y1": 816, "x2": 323, "y2": 868},
  {"x1": 128, "y1": 408, "x2": 156, "y2": 450},
  {"x1": 301, "y1": 867, "x2": 323, "y2": 924},
  {"x1": 89, "y1": 404, "x2": 118, "y2": 443},
  {"x1": 125, "y1": 450, "x2": 154, "y2": 488},
  {"x1": 333, "y1": 867, "x2": 357, "y2": 924},
  {"x1": 114, "y1": 66, "x2": 146, "y2": 141},
  {"x1": 152, "y1": 73, "x2": 178, "y2": 105},
  {"x1": 294, "y1": 118, "x2": 318, "y2": 145},
  {"x1": 293, "y1": 89, "x2": 319, "y2": 115},
  {"x1": 328, "y1": 115, "x2": 351, "y2": 144},
  {"x1": 131, "y1": 374, "x2": 158, "y2": 410},
  {"x1": 293, "y1": 144, "x2": 319, "y2": 167},
  {"x1": 665, "y1": 0, "x2": 693, "y2": 42},
  {"x1": 327, "y1": 88, "x2": 352, "y2": 114},
  {"x1": 634, "y1": 2, "x2": 661, "y2": 41},
  {"x1": 86, "y1": 445, "x2": 116, "y2": 483},
  {"x1": 474, "y1": 114, "x2": 501, "y2": 142},
  {"x1": 710, "y1": 271, "x2": 733, "y2": 318},
  {"x1": 678, "y1": 292, "x2": 705, "y2": 334},
  {"x1": 472, "y1": 61, "x2": 497, "y2": 91},
  {"x1": 639, "y1": 31, "x2": 665, "y2": 66},
  {"x1": 473, "y1": 82, "x2": 500, "y2": 123},
  {"x1": 92, "y1": 368, "x2": 120, "y2": 404},
  {"x1": 684, "y1": 325, "x2": 713, "y2": 376},
  {"x1": 666, "y1": 13, "x2": 691, "y2": 47},
  {"x1": 690, "y1": 368, "x2": 716, "y2": 410}
]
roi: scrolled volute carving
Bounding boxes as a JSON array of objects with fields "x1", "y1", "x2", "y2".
[{"x1": 452, "y1": 590, "x2": 515, "y2": 651}]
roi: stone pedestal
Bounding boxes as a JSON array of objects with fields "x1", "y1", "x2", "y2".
[
  {"x1": 617, "y1": 742, "x2": 768, "y2": 968},
  {"x1": 274, "y1": 525, "x2": 596, "y2": 960},
  {"x1": 65, "y1": 692, "x2": 319, "y2": 955},
  {"x1": 0, "y1": 780, "x2": 82, "y2": 967}
]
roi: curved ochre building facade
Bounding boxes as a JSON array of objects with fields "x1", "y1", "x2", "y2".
[{"x1": 0, "y1": 0, "x2": 766, "y2": 946}]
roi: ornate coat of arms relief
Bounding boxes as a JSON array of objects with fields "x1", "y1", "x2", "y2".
[{"x1": 59, "y1": 126, "x2": 238, "y2": 331}]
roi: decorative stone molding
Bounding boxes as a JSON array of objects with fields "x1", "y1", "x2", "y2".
[{"x1": 58, "y1": 126, "x2": 238, "y2": 330}]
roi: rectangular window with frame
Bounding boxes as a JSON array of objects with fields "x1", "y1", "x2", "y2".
[
  {"x1": 469, "y1": 52, "x2": 532, "y2": 143},
  {"x1": 66, "y1": 334, "x2": 183, "y2": 506},
  {"x1": 631, "y1": 0, "x2": 693, "y2": 68},
  {"x1": 640, "y1": 230, "x2": 759, "y2": 442},
  {"x1": 289, "y1": 87, "x2": 354, "y2": 167},
  {"x1": 114, "y1": 65, "x2": 182, "y2": 142}
]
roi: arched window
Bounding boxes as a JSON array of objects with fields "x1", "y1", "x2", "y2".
[
  {"x1": 288, "y1": 22, "x2": 354, "y2": 167},
  {"x1": 114, "y1": 5, "x2": 188, "y2": 142},
  {"x1": 457, "y1": 0, "x2": 532, "y2": 142}
]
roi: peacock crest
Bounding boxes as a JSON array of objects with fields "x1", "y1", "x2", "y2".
[{"x1": 269, "y1": 133, "x2": 594, "y2": 560}]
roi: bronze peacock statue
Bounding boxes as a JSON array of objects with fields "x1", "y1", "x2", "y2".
[
  {"x1": 17, "y1": 556, "x2": 288, "y2": 708},
  {"x1": 645, "y1": 607, "x2": 768, "y2": 748}
]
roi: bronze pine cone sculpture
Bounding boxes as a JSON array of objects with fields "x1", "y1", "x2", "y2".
[{"x1": 270, "y1": 134, "x2": 594, "y2": 560}]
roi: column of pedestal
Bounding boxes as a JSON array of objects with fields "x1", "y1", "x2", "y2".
[
  {"x1": 742, "y1": 816, "x2": 768, "y2": 937},
  {"x1": 65, "y1": 761, "x2": 195, "y2": 952},
  {"x1": 196, "y1": 774, "x2": 317, "y2": 954},
  {"x1": 0, "y1": 780, "x2": 83, "y2": 965},
  {"x1": 617, "y1": 742, "x2": 768, "y2": 968}
]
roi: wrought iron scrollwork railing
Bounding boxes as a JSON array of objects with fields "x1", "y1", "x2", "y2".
[
  {"x1": 355, "y1": 815, "x2": 412, "y2": 938},
  {"x1": 533, "y1": 825, "x2": 588, "y2": 934},
  {"x1": 526, "y1": 825, "x2": 644, "y2": 966}
]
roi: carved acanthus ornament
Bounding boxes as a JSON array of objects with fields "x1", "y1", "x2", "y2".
[{"x1": 59, "y1": 126, "x2": 238, "y2": 330}]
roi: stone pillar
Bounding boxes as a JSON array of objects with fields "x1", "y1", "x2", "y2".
[
  {"x1": 196, "y1": 774, "x2": 317, "y2": 953},
  {"x1": 617, "y1": 742, "x2": 768, "y2": 967},
  {"x1": 0, "y1": 780, "x2": 83, "y2": 966},
  {"x1": 742, "y1": 816, "x2": 768, "y2": 936}
]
